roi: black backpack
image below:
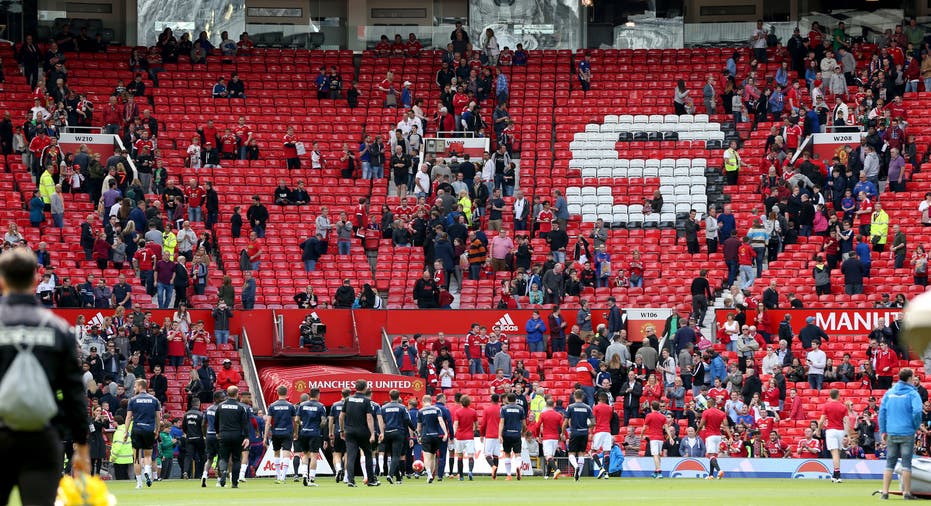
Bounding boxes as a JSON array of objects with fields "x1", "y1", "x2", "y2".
[{"x1": 239, "y1": 249, "x2": 250, "y2": 271}]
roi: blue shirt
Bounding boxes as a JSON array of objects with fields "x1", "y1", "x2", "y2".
[
  {"x1": 418, "y1": 405, "x2": 444, "y2": 437},
  {"x1": 128, "y1": 393, "x2": 161, "y2": 432},
  {"x1": 856, "y1": 241, "x2": 871, "y2": 265},
  {"x1": 578, "y1": 60, "x2": 590, "y2": 76},
  {"x1": 879, "y1": 381, "x2": 923, "y2": 436},
  {"x1": 359, "y1": 142, "x2": 370, "y2": 162},
  {"x1": 500, "y1": 404, "x2": 525, "y2": 437},
  {"x1": 267, "y1": 399, "x2": 296, "y2": 436},
  {"x1": 370, "y1": 400, "x2": 382, "y2": 435},
  {"x1": 564, "y1": 402, "x2": 593, "y2": 437},
  {"x1": 205, "y1": 404, "x2": 218, "y2": 435},
  {"x1": 329, "y1": 400, "x2": 345, "y2": 433},
  {"x1": 726, "y1": 58, "x2": 737, "y2": 77},
  {"x1": 717, "y1": 213, "x2": 736, "y2": 240},
  {"x1": 380, "y1": 401, "x2": 412, "y2": 433},
  {"x1": 298, "y1": 400, "x2": 326, "y2": 437}
]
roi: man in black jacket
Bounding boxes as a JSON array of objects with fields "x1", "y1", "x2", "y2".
[
  {"x1": 214, "y1": 386, "x2": 250, "y2": 488},
  {"x1": 204, "y1": 181, "x2": 219, "y2": 229},
  {"x1": 182, "y1": 398, "x2": 206, "y2": 479},
  {"x1": 413, "y1": 271, "x2": 439, "y2": 308},
  {"x1": 761, "y1": 280, "x2": 779, "y2": 309},
  {"x1": 246, "y1": 195, "x2": 269, "y2": 238},
  {"x1": 0, "y1": 248, "x2": 90, "y2": 504},
  {"x1": 546, "y1": 223, "x2": 569, "y2": 264},
  {"x1": 798, "y1": 316, "x2": 829, "y2": 350},
  {"x1": 300, "y1": 234, "x2": 326, "y2": 272},
  {"x1": 621, "y1": 370, "x2": 643, "y2": 425},
  {"x1": 690, "y1": 270, "x2": 713, "y2": 326},
  {"x1": 333, "y1": 279, "x2": 355, "y2": 308}
]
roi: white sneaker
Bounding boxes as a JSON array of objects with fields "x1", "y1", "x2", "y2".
[{"x1": 135, "y1": 483, "x2": 142, "y2": 490}]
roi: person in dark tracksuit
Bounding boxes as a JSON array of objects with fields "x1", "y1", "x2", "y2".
[
  {"x1": 417, "y1": 395, "x2": 448, "y2": 483},
  {"x1": 0, "y1": 249, "x2": 90, "y2": 506},
  {"x1": 125, "y1": 378, "x2": 161, "y2": 489},
  {"x1": 200, "y1": 390, "x2": 225, "y2": 487},
  {"x1": 213, "y1": 386, "x2": 249, "y2": 488},
  {"x1": 339, "y1": 380, "x2": 380, "y2": 487},
  {"x1": 328, "y1": 388, "x2": 349, "y2": 483},
  {"x1": 182, "y1": 398, "x2": 205, "y2": 479},
  {"x1": 264, "y1": 385, "x2": 297, "y2": 484},
  {"x1": 435, "y1": 393, "x2": 453, "y2": 480},
  {"x1": 297, "y1": 389, "x2": 327, "y2": 487},
  {"x1": 365, "y1": 390, "x2": 382, "y2": 480},
  {"x1": 379, "y1": 389, "x2": 414, "y2": 484}
]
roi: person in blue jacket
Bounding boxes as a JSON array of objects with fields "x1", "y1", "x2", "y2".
[
  {"x1": 433, "y1": 232, "x2": 456, "y2": 290},
  {"x1": 879, "y1": 368, "x2": 923, "y2": 500},
  {"x1": 709, "y1": 350, "x2": 727, "y2": 385},
  {"x1": 525, "y1": 310, "x2": 547, "y2": 353}
]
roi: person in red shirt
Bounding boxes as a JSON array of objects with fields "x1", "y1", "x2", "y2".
[
  {"x1": 245, "y1": 231, "x2": 262, "y2": 271},
  {"x1": 466, "y1": 324, "x2": 486, "y2": 374},
  {"x1": 405, "y1": 33, "x2": 422, "y2": 57},
  {"x1": 737, "y1": 237, "x2": 756, "y2": 289},
  {"x1": 237, "y1": 32, "x2": 254, "y2": 54},
  {"x1": 184, "y1": 180, "x2": 205, "y2": 223},
  {"x1": 498, "y1": 47, "x2": 513, "y2": 66},
  {"x1": 480, "y1": 394, "x2": 502, "y2": 477},
  {"x1": 166, "y1": 320, "x2": 186, "y2": 370},
  {"x1": 133, "y1": 131, "x2": 154, "y2": 155},
  {"x1": 764, "y1": 431, "x2": 787, "y2": 458},
  {"x1": 698, "y1": 405, "x2": 728, "y2": 479},
  {"x1": 282, "y1": 126, "x2": 300, "y2": 170},
  {"x1": 536, "y1": 202, "x2": 554, "y2": 239},
  {"x1": 856, "y1": 193, "x2": 873, "y2": 236},
  {"x1": 534, "y1": 399, "x2": 564, "y2": 479},
  {"x1": 133, "y1": 238, "x2": 158, "y2": 296},
  {"x1": 819, "y1": 389, "x2": 848, "y2": 482},
  {"x1": 218, "y1": 128, "x2": 238, "y2": 159},
  {"x1": 452, "y1": 395, "x2": 478, "y2": 480},
  {"x1": 189, "y1": 320, "x2": 210, "y2": 366},
  {"x1": 489, "y1": 369, "x2": 509, "y2": 396},
  {"x1": 590, "y1": 393, "x2": 614, "y2": 479},
  {"x1": 640, "y1": 401, "x2": 667, "y2": 478},
  {"x1": 756, "y1": 410, "x2": 778, "y2": 440},
  {"x1": 874, "y1": 340, "x2": 897, "y2": 389},
  {"x1": 795, "y1": 427, "x2": 822, "y2": 458},
  {"x1": 574, "y1": 359, "x2": 595, "y2": 405},
  {"x1": 390, "y1": 34, "x2": 405, "y2": 57},
  {"x1": 374, "y1": 35, "x2": 391, "y2": 58},
  {"x1": 784, "y1": 118, "x2": 802, "y2": 150},
  {"x1": 708, "y1": 378, "x2": 728, "y2": 405}
]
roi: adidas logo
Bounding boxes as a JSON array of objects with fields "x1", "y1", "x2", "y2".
[{"x1": 494, "y1": 313, "x2": 519, "y2": 332}]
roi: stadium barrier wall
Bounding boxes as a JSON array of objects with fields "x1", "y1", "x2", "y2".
[{"x1": 714, "y1": 308, "x2": 905, "y2": 335}]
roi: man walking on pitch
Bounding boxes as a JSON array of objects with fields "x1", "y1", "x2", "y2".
[
  {"x1": 329, "y1": 388, "x2": 349, "y2": 483},
  {"x1": 379, "y1": 389, "x2": 413, "y2": 484},
  {"x1": 499, "y1": 392, "x2": 526, "y2": 480},
  {"x1": 879, "y1": 368, "x2": 923, "y2": 500},
  {"x1": 591, "y1": 392, "x2": 614, "y2": 479},
  {"x1": 563, "y1": 389, "x2": 594, "y2": 481},
  {"x1": 453, "y1": 395, "x2": 479, "y2": 480},
  {"x1": 819, "y1": 388, "x2": 848, "y2": 483},
  {"x1": 214, "y1": 385, "x2": 249, "y2": 488},
  {"x1": 265, "y1": 385, "x2": 297, "y2": 484},
  {"x1": 340, "y1": 380, "x2": 380, "y2": 487},
  {"x1": 201, "y1": 390, "x2": 225, "y2": 487},
  {"x1": 480, "y1": 394, "x2": 502, "y2": 479},
  {"x1": 182, "y1": 398, "x2": 205, "y2": 479},
  {"x1": 641, "y1": 400, "x2": 667, "y2": 479},
  {"x1": 536, "y1": 398, "x2": 564, "y2": 479},
  {"x1": 125, "y1": 378, "x2": 161, "y2": 489},
  {"x1": 417, "y1": 394, "x2": 448, "y2": 483},
  {"x1": 698, "y1": 400, "x2": 728, "y2": 479},
  {"x1": 297, "y1": 389, "x2": 327, "y2": 487}
]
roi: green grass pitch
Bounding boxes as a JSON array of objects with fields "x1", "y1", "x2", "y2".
[{"x1": 24, "y1": 476, "x2": 895, "y2": 505}]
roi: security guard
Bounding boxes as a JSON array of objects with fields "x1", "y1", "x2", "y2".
[
  {"x1": 182, "y1": 398, "x2": 205, "y2": 479},
  {"x1": 722, "y1": 140, "x2": 745, "y2": 185},
  {"x1": 297, "y1": 389, "x2": 327, "y2": 487},
  {"x1": 213, "y1": 385, "x2": 249, "y2": 488},
  {"x1": 416, "y1": 394, "x2": 447, "y2": 483},
  {"x1": 379, "y1": 389, "x2": 413, "y2": 484},
  {"x1": 339, "y1": 379, "x2": 379, "y2": 487},
  {"x1": 125, "y1": 378, "x2": 161, "y2": 489},
  {"x1": 0, "y1": 248, "x2": 89, "y2": 506},
  {"x1": 201, "y1": 390, "x2": 225, "y2": 487},
  {"x1": 365, "y1": 388, "x2": 382, "y2": 480},
  {"x1": 264, "y1": 385, "x2": 297, "y2": 484}
]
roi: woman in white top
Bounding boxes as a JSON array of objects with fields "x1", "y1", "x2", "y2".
[
  {"x1": 720, "y1": 312, "x2": 740, "y2": 351},
  {"x1": 173, "y1": 305, "x2": 192, "y2": 334},
  {"x1": 918, "y1": 191, "x2": 931, "y2": 226},
  {"x1": 4, "y1": 222, "x2": 23, "y2": 245},
  {"x1": 673, "y1": 79, "x2": 691, "y2": 115},
  {"x1": 482, "y1": 28, "x2": 500, "y2": 65},
  {"x1": 186, "y1": 136, "x2": 202, "y2": 169}
]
